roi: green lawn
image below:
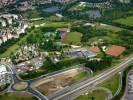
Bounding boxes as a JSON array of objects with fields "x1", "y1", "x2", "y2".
[
  {"x1": 0, "y1": 92, "x2": 35, "y2": 100},
  {"x1": 114, "y1": 16, "x2": 133, "y2": 27},
  {"x1": 33, "y1": 20, "x2": 68, "y2": 28},
  {"x1": 98, "y1": 73, "x2": 120, "y2": 95},
  {"x1": 75, "y1": 89, "x2": 108, "y2": 100},
  {"x1": 73, "y1": 71, "x2": 89, "y2": 81},
  {"x1": 0, "y1": 44, "x2": 19, "y2": 58},
  {"x1": 96, "y1": 24, "x2": 122, "y2": 32},
  {"x1": 63, "y1": 32, "x2": 82, "y2": 45}
]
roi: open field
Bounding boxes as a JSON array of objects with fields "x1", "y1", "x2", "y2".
[
  {"x1": 33, "y1": 20, "x2": 68, "y2": 28},
  {"x1": 63, "y1": 32, "x2": 82, "y2": 45},
  {"x1": 98, "y1": 73, "x2": 121, "y2": 95},
  {"x1": 75, "y1": 89, "x2": 109, "y2": 100},
  {"x1": 95, "y1": 23, "x2": 122, "y2": 32},
  {"x1": 114, "y1": 16, "x2": 133, "y2": 27},
  {"x1": 0, "y1": 44, "x2": 19, "y2": 58},
  {"x1": 0, "y1": 92, "x2": 35, "y2": 100},
  {"x1": 34, "y1": 67, "x2": 90, "y2": 95}
]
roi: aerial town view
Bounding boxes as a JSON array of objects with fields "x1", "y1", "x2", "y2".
[{"x1": 0, "y1": 0, "x2": 132, "y2": 100}]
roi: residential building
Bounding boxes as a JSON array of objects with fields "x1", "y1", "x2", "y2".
[
  {"x1": 16, "y1": 57, "x2": 45, "y2": 74},
  {"x1": 0, "y1": 0, "x2": 16, "y2": 8},
  {"x1": 0, "y1": 64, "x2": 12, "y2": 86},
  {"x1": 0, "y1": 14, "x2": 29, "y2": 46}
]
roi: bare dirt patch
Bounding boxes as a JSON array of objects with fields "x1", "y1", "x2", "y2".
[{"x1": 34, "y1": 67, "x2": 90, "y2": 95}]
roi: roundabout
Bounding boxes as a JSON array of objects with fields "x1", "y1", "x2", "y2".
[{"x1": 12, "y1": 82, "x2": 29, "y2": 91}]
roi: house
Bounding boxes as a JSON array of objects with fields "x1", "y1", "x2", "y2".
[
  {"x1": 16, "y1": 63, "x2": 34, "y2": 74},
  {"x1": 0, "y1": 0, "x2": 16, "y2": 8},
  {"x1": 12, "y1": 45, "x2": 40, "y2": 64},
  {"x1": 56, "y1": 28, "x2": 70, "y2": 33},
  {"x1": 56, "y1": 28, "x2": 70, "y2": 39},
  {"x1": 16, "y1": 57, "x2": 45, "y2": 74},
  {"x1": 89, "y1": 46, "x2": 100, "y2": 53},
  {"x1": 106, "y1": 45, "x2": 126, "y2": 57}
]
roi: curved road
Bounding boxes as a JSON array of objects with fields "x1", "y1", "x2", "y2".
[
  {"x1": 0, "y1": 54, "x2": 132, "y2": 100},
  {"x1": 48, "y1": 55, "x2": 133, "y2": 100}
]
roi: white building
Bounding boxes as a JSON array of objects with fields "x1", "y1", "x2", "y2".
[
  {"x1": 0, "y1": 14, "x2": 29, "y2": 46},
  {"x1": 0, "y1": 64, "x2": 12, "y2": 86}
]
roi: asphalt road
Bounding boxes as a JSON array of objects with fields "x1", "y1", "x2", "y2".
[
  {"x1": 1, "y1": 54, "x2": 132, "y2": 100},
  {"x1": 48, "y1": 55, "x2": 133, "y2": 100},
  {"x1": 0, "y1": 61, "x2": 48, "y2": 100}
]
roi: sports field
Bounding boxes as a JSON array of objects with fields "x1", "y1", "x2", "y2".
[{"x1": 63, "y1": 32, "x2": 82, "y2": 45}]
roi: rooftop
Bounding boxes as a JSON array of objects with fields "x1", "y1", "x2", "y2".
[
  {"x1": 0, "y1": 64, "x2": 7, "y2": 74},
  {"x1": 89, "y1": 46, "x2": 100, "y2": 53}
]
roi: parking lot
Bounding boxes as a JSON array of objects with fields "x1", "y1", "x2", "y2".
[{"x1": 124, "y1": 69, "x2": 133, "y2": 100}]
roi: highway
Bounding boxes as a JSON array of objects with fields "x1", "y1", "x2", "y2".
[
  {"x1": 0, "y1": 54, "x2": 132, "y2": 100},
  {"x1": 48, "y1": 55, "x2": 133, "y2": 100}
]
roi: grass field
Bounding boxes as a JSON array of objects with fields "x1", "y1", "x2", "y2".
[
  {"x1": 98, "y1": 73, "x2": 120, "y2": 95},
  {"x1": 0, "y1": 44, "x2": 19, "y2": 58},
  {"x1": 75, "y1": 89, "x2": 108, "y2": 100},
  {"x1": 33, "y1": 20, "x2": 68, "y2": 28},
  {"x1": 114, "y1": 16, "x2": 133, "y2": 27},
  {"x1": 63, "y1": 32, "x2": 82, "y2": 45},
  {"x1": 96, "y1": 23, "x2": 122, "y2": 32},
  {"x1": 0, "y1": 92, "x2": 35, "y2": 100}
]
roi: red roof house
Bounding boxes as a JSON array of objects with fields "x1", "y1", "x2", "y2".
[
  {"x1": 56, "y1": 28, "x2": 70, "y2": 33},
  {"x1": 89, "y1": 47, "x2": 100, "y2": 53},
  {"x1": 106, "y1": 45, "x2": 126, "y2": 57}
]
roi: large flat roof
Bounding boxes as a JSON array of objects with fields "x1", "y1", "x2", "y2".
[{"x1": 0, "y1": 64, "x2": 7, "y2": 73}]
